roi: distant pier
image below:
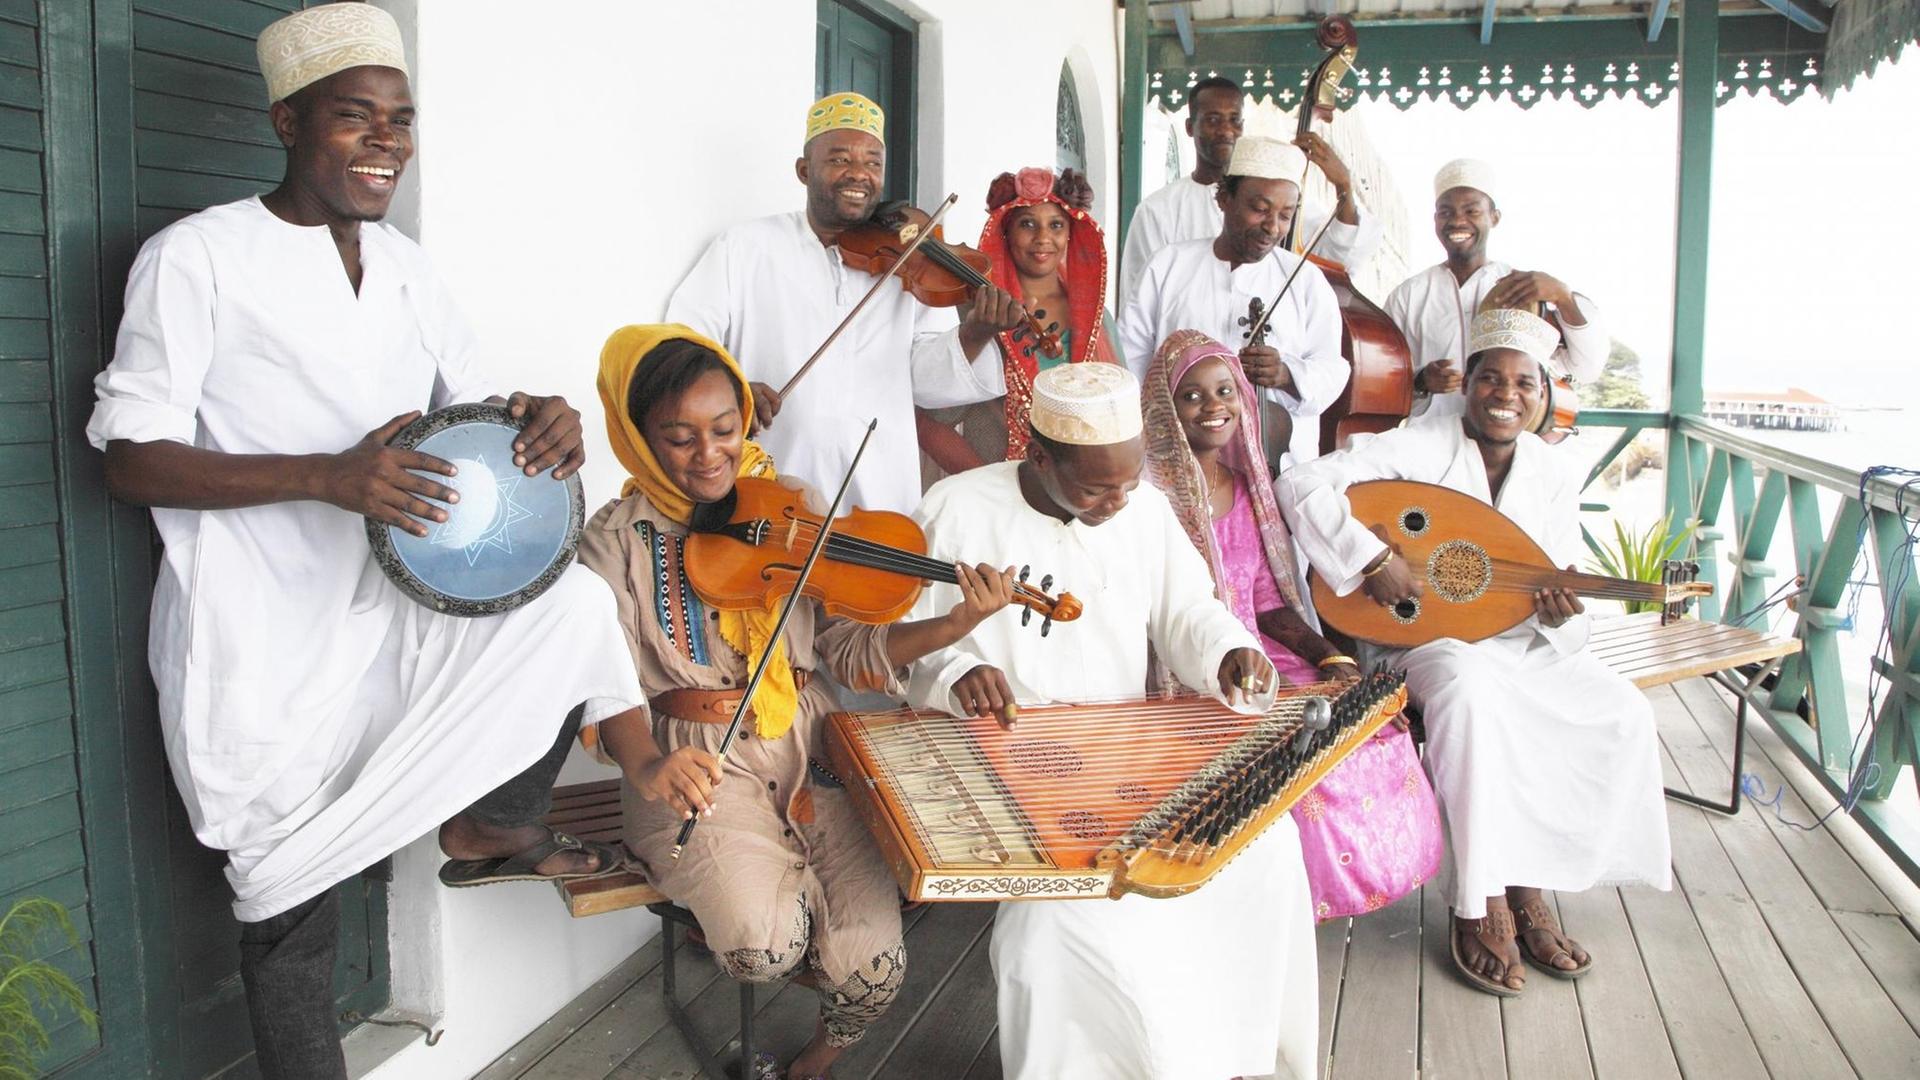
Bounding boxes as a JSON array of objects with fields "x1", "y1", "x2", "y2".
[{"x1": 1704, "y1": 388, "x2": 1847, "y2": 433}]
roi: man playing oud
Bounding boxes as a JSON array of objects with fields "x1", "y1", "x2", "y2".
[{"x1": 1279, "y1": 308, "x2": 1671, "y2": 998}]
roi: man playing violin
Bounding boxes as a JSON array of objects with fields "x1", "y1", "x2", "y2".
[
  {"x1": 1279, "y1": 308, "x2": 1671, "y2": 999},
  {"x1": 1117, "y1": 74, "x2": 1381, "y2": 306},
  {"x1": 579, "y1": 324, "x2": 1025, "y2": 1079},
  {"x1": 667, "y1": 92, "x2": 1025, "y2": 513},
  {"x1": 1119, "y1": 136, "x2": 1348, "y2": 465},
  {"x1": 1385, "y1": 158, "x2": 1609, "y2": 426},
  {"x1": 903, "y1": 364, "x2": 1320, "y2": 1080}
]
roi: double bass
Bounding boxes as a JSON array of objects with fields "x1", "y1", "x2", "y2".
[{"x1": 1282, "y1": 17, "x2": 1416, "y2": 458}]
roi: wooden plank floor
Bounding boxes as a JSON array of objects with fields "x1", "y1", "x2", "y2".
[{"x1": 483, "y1": 685, "x2": 1920, "y2": 1079}]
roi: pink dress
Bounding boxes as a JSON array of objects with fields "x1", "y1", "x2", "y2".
[{"x1": 1213, "y1": 477, "x2": 1443, "y2": 919}]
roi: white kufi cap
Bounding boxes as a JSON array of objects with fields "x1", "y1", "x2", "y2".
[
  {"x1": 1226, "y1": 135, "x2": 1307, "y2": 181},
  {"x1": 1467, "y1": 307, "x2": 1560, "y2": 364},
  {"x1": 1434, "y1": 157, "x2": 1497, "y2": 201},
  {"x1": 257, "y1": 3, "x2": 408, "y2": 104},
  {"x1": 1031, "y1": 364, "x2": 1144, "y2": 446}
]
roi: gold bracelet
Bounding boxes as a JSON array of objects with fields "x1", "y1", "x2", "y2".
[
  {"x1": 1317, "y1": 655, "x2": 1358, "y2": 670},
  {"x1": 1362, "y1": 549, "x2": 1395, "y2": 577}
]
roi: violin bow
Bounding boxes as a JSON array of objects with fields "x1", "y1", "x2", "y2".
[
  {"x1": 778, "y1": 194, "x2": 961, "y2": 400},
  {"x1": 669, "y1": 419, "x2": 879, "y2": 860},
  {"x1": 1243, "y1": 211, "x2": 1337, "y2": 345}
]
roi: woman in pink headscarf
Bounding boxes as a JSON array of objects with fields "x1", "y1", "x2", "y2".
[
  {"x1": 916, "y1": 167, "x2": 1121, "y2": 477},
  {"x1": 1143, "y1": 327, "x2": 1442, "y2": 920}
]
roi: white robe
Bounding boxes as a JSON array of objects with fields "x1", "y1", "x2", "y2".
[
  {"x1": 1119, "y1": 238, "x2": 1348, "y2": 463},
  {"x1": 87, "y1": 197, "x2": 642, "y2": 921},
  {"x1": 666, "y1": 210, "x2": 1003, "y2": 513},
  {"x1": 1278, "y1": 422, "x2": 1671, "y2": 917},
  {"x1": 1117, "y1": 174, "x2": 1382, "y2": 306},
  {"x1": 1383, "y1": 261, "x2": 1609, "y2": 425},
  {"x1": 906, "y1": 462, "x2": 1318, "y2": 1080}
]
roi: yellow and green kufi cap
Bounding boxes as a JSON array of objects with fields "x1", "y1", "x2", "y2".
[{"x1": 806, "y1": 91, "x2": 885, "y2": 144}]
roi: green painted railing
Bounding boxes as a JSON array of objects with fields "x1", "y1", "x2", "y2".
[{"x1": 1663, "y1": 416, "x2": 1920, "y2": 879}]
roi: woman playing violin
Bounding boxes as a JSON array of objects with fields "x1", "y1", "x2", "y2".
[
  {"x1": 578, "y1": 324, "x2": 1019, "y2": 1079},
  {"x1": 917, "y1": 167, "x2": 1123, "y2": 476}
]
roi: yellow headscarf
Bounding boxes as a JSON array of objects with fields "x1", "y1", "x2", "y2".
[{"x1": 597, "y1": 324, "x2": 799, "y2": 740}]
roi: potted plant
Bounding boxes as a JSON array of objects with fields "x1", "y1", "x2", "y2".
[{"x1": 1, "y1": 898, "x2": 97, "y2": 1080}]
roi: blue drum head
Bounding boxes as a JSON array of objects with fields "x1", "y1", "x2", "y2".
[{"x1": 365, "y1": 402, "x2": 584, "y2": 617}]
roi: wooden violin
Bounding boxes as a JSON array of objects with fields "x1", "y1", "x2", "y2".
[
  {"x1": 840, "y1": 201, "x2": 1063, "y2": 359},
  {"x1": 1309, "y1": 480, "x2": 1710, "y2": 647},
  {"x1": 685, "y1": 476, "x2": 1083, "y2": 633},
  {"x1": 1523, "y1": 300, "x2": 1581, "y2": 440}
]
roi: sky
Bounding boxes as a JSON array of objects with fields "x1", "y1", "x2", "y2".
[{"x1": 1345, "y1": 49, "x2": 1920, "y2": 407}]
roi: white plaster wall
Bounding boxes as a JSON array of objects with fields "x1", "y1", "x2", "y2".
[{"x1": 358, "y1": 2, "x2": 1120, "y2": 1075}]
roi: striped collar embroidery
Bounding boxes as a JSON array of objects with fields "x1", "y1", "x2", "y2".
[{"x1": 634, "y1": 520, "x2": 709, "y2": 666}]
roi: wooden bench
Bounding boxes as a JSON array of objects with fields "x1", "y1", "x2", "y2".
[{"x1": 1589, "y1": 611, "x2": 1802, "y2": 815}]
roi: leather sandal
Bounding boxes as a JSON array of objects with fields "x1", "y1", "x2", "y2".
[
  {"x1": 1513, "y1": 897, "x2": 1593, "y2": 979},
  {"x1": 437, "y1": 826, "x2": 624, "y2": 887},
  {"x1": 1450, "y1": 907, "x2": 1524, "y2": 998}
]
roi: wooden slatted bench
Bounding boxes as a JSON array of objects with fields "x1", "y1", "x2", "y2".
[{"x1": 1589, "y1": 611, "x2": 1802, "y2": 815}]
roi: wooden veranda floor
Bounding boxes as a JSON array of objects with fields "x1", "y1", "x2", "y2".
[{"x1": 480, "y1": 681, "x2": 1920, "y2": 1080}]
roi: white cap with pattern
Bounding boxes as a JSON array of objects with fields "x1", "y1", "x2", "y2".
[
  {"x1": 1467, "y1": 307, "x2": 1560, "y2": 364},
  {"x1": 257, "y1": 3, "x2": 408, "y2": 104},
  {"x1": 1226, "y1": 136, "x2": 1307, "y2": 181},
  {"x1": 1031, "y1": 364, "x2": 1144, "y2": 446},
  {"x1": 1434, "y1": 158, "x2": 1497, "y2": 202}
]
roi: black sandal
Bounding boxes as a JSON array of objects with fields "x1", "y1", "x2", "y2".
[{"x1": 437, "y1": 827, "x2": 624, "y2": 887}]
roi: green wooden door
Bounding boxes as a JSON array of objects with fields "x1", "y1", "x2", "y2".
[{"x1": 815, "y1": 0, "x2": 915, "y2": 203}]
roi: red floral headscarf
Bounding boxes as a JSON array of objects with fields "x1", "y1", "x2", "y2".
[{"x1": 978, "y1": 167, "x2": 1118, "y2": 459}]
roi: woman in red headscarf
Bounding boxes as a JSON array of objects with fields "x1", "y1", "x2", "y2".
[{"x1": 916, "y1": 167, "x2": 1121, "y2": 476}]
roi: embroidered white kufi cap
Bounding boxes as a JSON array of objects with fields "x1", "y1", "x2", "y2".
[
  {"x1": 257, "y1": 3, "x2": 408, "y2": 104},
  {"x1": 1433, "y1": 158, "x2": 1498, "y2": 201},
  {"x1": 1031, "y1": 364, "x2": 1144, "y2": 446},
  {"x1": 1225, "y1": 136, "x2": 1307, "y2": 181},
  {"x1": 1467, "y1": 307, "x2": 1560, "y2": 364}
]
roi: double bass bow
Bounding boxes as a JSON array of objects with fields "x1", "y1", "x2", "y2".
[{"x1": 1281, "y1": 16, "x2": 1416, "y2": 456}]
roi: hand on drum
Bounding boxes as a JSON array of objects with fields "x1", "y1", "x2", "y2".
[
  {"x1": 1217, "y1": 647, "x2": 1277, "y2": 707},
  {"x1": 320, "y1": 410, "x2": 458, "y2": 537},
  {"x1": 637, "y1": 745, "x2": 725, "y2": 819},
  {"x1": 953, "y1": 664, "x2": 1019, "y2": 730},
  {"x1": 1534, "y1": 566, "x2": 1585, "y2": 628},
  {"x1": 506, "y1": 391, "x2": 585, "y2": 479}
]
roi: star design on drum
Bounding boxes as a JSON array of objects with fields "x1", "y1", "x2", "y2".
[{"x1": 427, "y1": 453, "x2": 534, "y2": 566}]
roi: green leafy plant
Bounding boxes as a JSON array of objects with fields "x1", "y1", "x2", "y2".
[
  {"x1": 1, "y1": 898, "x2": 98, "y2": 1080},
  {"x1": 1589, "y1": 512, "x2": 1694, "y2": 615}
]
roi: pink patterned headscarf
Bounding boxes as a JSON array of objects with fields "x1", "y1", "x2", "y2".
[{"x1": 1142, "y1": 329, "x2": 1305, "y2": 615}]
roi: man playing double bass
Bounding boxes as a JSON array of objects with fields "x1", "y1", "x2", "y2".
[
  {"x1": 1279, "y1": 307, "x2": 1671, "y2": 999},
  {"x1": 667, "y1": 92, "x2": 1025, "y2": 513},
  {"x1": 1386, "y1": 158, "x2": 1609, "y2": 426},
  {"x1": 1118, "y1": 136, "x2": 1347, "y2": 465}
]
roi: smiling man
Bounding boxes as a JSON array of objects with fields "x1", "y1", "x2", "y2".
[
  {"x1": 1279, "y1": 307, "x2": 1671, "y2": 1001},
  {"x1": 666, "y1": 92, "x2": 1024, "y2": 513},
  {"x1": 1384, "y1": 158, "x2": 1609, "y2": 425},
  {"x1": 1119, "y1": 135, "x2": 1347, "y2": 464},
  {"x1": 85, "y1": 6, "x2": 641, "y2": 1076}
]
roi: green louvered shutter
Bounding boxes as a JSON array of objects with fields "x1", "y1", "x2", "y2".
[{"x1": 0, "y1": 0, "x2": 103, "y2": 1073}]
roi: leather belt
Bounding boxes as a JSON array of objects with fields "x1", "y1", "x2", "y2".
[{"x1": 651, "y1": 671, "x2": 809, "y2": 726}]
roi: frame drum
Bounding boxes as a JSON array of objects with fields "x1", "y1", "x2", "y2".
[{"x1": 364, "y1": 402, "x2": 584, "y2": 617}]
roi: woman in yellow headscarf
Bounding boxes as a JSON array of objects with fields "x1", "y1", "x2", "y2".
[{"x1": 579, "y1": 324, "x2": 1016, "y2": 1079}]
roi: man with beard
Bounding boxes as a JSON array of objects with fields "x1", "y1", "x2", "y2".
[
  {"x1": 1118, "y1": 136, "x2": 1346, "y2": 465},
  {"x1": 85, "y1": 6, "x2": 642, "y2": 1076},
  {"x1": 667, "y1": 92, "x2": 1024, "y2": 511},
  {"x1": 1385, "y1": 158, "x2": 1608, "y2": 426},
  {"x1": 1117, "y1": 75, "x2": 1380, "y2": 305},
  {"x1": 1280, "y1": 308, "x2": 1670, "y2": 999}
]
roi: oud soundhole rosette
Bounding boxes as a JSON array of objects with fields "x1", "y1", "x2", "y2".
[
  {"x1": 1390, "y1": 596, "x2": 1421, "y2": 624},
  {"x1": 1397, "y1": 506, "x2": 1430, "y2": 537},
  {"x1": 1426, "y1": 540, "x2": 1493, "y2": 603}
]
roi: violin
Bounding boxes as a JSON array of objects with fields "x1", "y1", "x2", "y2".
[
  {"x1": 684, "y1": 476, "x2": 1083, "y2": 633},
  {"x1": 1524, "y1": 300, "x2": 1581, "y2": 440},
  {"x1": 840, "y1": 201, "x2": 1064, "y2": 360}
]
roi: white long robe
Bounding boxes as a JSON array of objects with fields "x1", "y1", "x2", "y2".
[
  {"x1": 1278, "y1": 422, "x2": 1671, "y2": 917},
  {"x1": 1119, "y1": 238, "x2": 1348, "y2": 463},
  {"x1": 906, "y1": 462, "x2": 1318, "y2": 1080},
  {"x1": 666, "y1": 211, "x2": 1003, "y2": 512},
  {"x1": 87, "y1": 197, "x2": 642, "y2": 921},
  {"x1": 1383, "y1": 261, "x2": 1608, "y2": 425},
  {"x1": 1117, "y1": 174, "x2": 1382, "y2": 306}
]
